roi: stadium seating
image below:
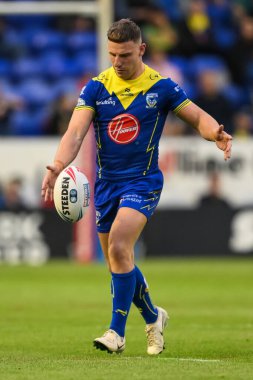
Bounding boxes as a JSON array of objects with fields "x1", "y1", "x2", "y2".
[
  {"x1": 10, "y1": 108, "x2": 48, "y2": 135},
  {"x1": 1, "y1": 4, "x2": 252, "y2": 136},
  {"x1": 0, "y1": 13, "x2": 99, "y2": 135},
  {"x1": 0, "y1": 59, "x2": 12, "y2": 77},
  {"x1": 16, "y1": 79, "x2": 55, "y2": 108}
]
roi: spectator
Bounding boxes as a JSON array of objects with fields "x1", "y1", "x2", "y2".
[
  {"x1": 45, "y1": 93, "x2": 77, "y2": 135},
  {"x1": 227, "y1": 14, "x2": 253, "y2": 85},
  {"x1": 233, "y1": 109, "x2": 253, "y2": 138},
  {"x1": 144, "y1": 37, "x2": 186, "y2": 136},
  {"x1": 194, "y1": 68, "x2": 235, "y2": 134},
  {"x1": 199, "y1": 171, "x2": 230, "y2": 209},
  {"x1": 0, "y1": 87, "x2": 23, "y2": 135},
  {"x1": 232, "y1": 0, "x2": 253, "y2": 18},
  {"x1": 0, "y1": 177, "x2": 26, "y2": 211},
  {"x1": 140, "y1": 6, "x2": 178, "y2": 54},
  {"x1": 174, "y1": 0, "x2": 216, "y2": 57},
  {"x1": 0, "y1": 3, "x2": 251, "y2": 137}
]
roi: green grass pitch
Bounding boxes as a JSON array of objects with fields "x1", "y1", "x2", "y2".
[{"x1": 0, "y1": 258, "x2": 252, "y2": 380}]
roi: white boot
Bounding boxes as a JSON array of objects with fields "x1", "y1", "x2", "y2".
[{"x1": 145, "y1": 307, "x2": 169, "y2": 355}]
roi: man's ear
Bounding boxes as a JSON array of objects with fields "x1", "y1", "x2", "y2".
[{"x1": 140, "y1": 43, "x2": 146, "y2": 57}]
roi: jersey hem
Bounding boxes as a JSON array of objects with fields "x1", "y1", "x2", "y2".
[{"x1": 96, "y1": 168, "x2": 161, "y2": 182}]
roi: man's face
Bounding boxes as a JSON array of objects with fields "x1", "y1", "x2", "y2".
[{"x1": 108, "y1": 39, "x2": 146, "y2": 80}]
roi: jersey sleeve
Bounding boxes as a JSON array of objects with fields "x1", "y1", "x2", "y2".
[
  {"x1": 75, "y1": 79, "x2": 97, "y2": 112},
  {"x1": 165, "y1": 79, "x2": 191, "y2": 114}
]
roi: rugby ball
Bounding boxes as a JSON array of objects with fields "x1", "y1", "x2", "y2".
[{"x1": 53, "y1": 166, "x2": 90, "y2": 223}]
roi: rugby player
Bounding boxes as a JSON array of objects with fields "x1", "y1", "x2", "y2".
[{"x1": 42, "y1": 19, "x2": 232, "y2": 355}]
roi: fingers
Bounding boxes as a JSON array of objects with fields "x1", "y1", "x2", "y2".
[
  {"x1": 216, "y1": 126, "x2": 232, "y2": 161},
  {"x1": 224, "y1": 139, "x2": 232, "y2": 161},
  {"x1": 41, "y1": 180, "x2": 47, "y2": 199},
  {"x1": 215, "y1": 128, "x2": 232, "y2": 160},
  {"x1": 41, "y1": 173, "x2": 54, "y2": 202},
  {"x1": 218, "y1": 124, "x2": 224, "y2": 134},
  {"x1": 41, "y1": 186, "x2": 52, "y2": 201},
  {"x1": 41, "y1": 187, "x2": 45, "y2": 198},
  {"x1": 46, "y1": 164, "x2": 56, "y2": 172},
  {"x1": 41, "y1": 164, "x2": 61, "y2": 202},
  {"x1": 215, "y1": 124, "x2": 224, "y2": 141},
  {"x1": 41, "y1": 186, "x2": 54, "y2": 202},
  {"x1": 222, "y1": 133, "x2": 232, "y2": 161},
  {"x1": 45, "y1": 188, "x2": 54, "y2": 202}
]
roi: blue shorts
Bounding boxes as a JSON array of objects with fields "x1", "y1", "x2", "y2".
[{"x1": 94, "y1": 170, "x2": 163, "y2": 233}]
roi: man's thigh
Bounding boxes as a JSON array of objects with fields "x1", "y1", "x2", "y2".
[
  {"x1": 109, "y1": 207, "x2": 147, "y2": 247},
  {"x1": 95, "y1": 179, "x2": 119, "y2": 233}
]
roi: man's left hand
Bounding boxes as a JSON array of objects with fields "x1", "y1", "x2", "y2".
[{"x1": 215, "y1": 124, "x2": 232, "y2": 161}]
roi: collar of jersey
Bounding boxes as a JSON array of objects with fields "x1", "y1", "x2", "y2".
[{"x1": 93, "y1": 64, "x2": 162, "y2": 110}]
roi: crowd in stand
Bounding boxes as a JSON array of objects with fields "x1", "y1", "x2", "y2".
[{"x1": 0, "y1": 0, "x2": 253, "y2": 137}]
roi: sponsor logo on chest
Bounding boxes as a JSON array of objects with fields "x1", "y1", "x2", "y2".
[
  {"x1": 120, "y1": 88, "x2": 134, "y2": 97},
  {"x1": 96, "y1": 97, "x2": 116, "y2": 106},
  {"x1": 108, "y1": 113, "x2": 140, "y2": 144}
]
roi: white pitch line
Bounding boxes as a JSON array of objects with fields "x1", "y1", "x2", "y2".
[
  {"x1": 158, "y1": 358, "x2": 221, "y2": 363},
  {"x1": 116, "y1": 357, "x2": 222, "y2": 363}
]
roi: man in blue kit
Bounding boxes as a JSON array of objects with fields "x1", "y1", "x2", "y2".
[{"x1": 42, "y1": 19, "x2": 232, "y2": 355}]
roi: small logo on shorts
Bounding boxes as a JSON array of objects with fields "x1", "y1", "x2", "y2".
[
  {"x1": 96, "y1": 210, "x2": 101, "y2": 225},
  {"x1": 108, "y1": 113, "x2": 140, "y2": 144},
  {"x1": 121, "y1": 194, "x2": 142, "y2": 203}
]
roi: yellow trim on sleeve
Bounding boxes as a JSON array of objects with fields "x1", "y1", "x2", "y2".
[
  {"x1": 74, "y1": 105, "x2": 95, "y2": 112},
  {"x1": 173, "y1": 99, "x2": 191, "y2": 115}
]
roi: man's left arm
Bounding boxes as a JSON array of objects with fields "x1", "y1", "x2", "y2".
[{"x1": 177, "y1": 101, "x2": 232, "y2": 161}]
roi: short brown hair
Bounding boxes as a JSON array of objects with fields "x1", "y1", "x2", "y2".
[{"x1": 107, "y1": 19, "x2": 142, "y2": 43}]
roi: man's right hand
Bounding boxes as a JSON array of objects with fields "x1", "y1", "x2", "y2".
[{"x1": 41, "y1": 161, "x2": 64, "y2": 202}]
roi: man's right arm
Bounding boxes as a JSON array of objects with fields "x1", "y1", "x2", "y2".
[{"x1": 41, "y1": 108, "x2": 94, "y2": 201}]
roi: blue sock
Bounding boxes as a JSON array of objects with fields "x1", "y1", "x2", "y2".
[
  {"x1": 110, "y1": 268, "x2": 136, "y2": 337},
  {"x1": 133, "y1": 265, "x2": 158, "y2": 324}
]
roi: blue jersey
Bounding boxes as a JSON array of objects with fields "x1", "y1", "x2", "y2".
[{"x1": 76, "y1": 64, "x2": 190, "y2": 180}]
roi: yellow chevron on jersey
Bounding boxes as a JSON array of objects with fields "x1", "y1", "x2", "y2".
[{"x1": 93, "y1": 65, "x2": 162, "y2": 110}]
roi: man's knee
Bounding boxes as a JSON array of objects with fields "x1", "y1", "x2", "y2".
[{"x1": 108, "y1": 239, "x2": 132, "y2": 267}]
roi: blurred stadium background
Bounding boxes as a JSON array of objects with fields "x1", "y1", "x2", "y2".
[{"x1": 0, "y1": 0, "x2": 253, "y2": 264}]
